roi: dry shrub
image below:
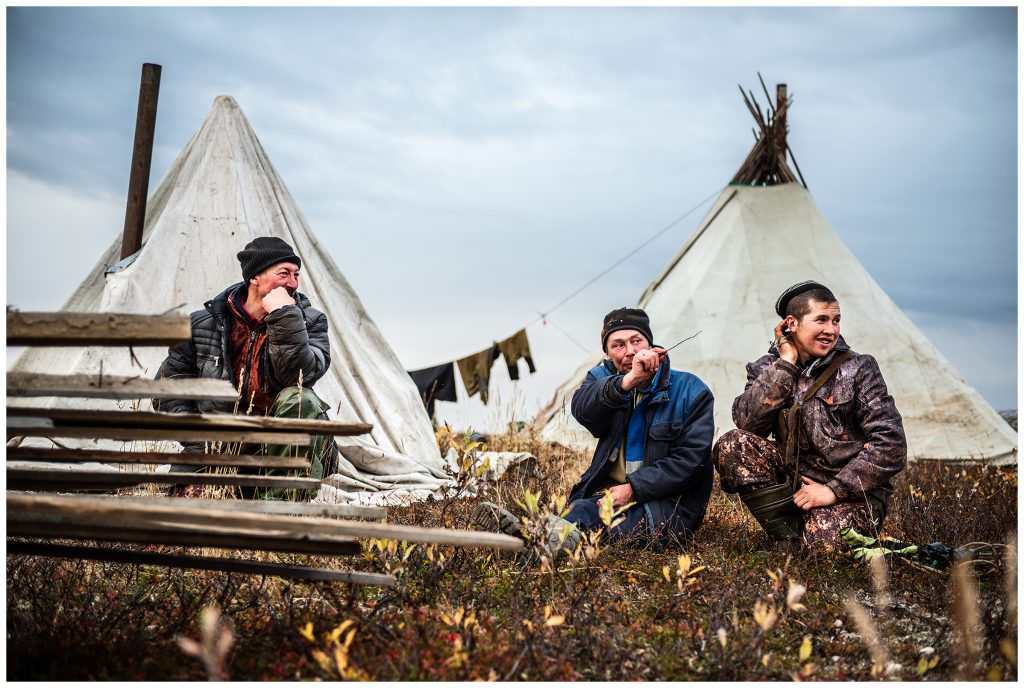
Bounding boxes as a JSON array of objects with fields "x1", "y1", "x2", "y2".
[
  {"x1": 887, "y1": 462, "x2": 1017, "y2": 545},
  {"x1": 6, "y1": 430, "x2": 1018, "y2": 681}
]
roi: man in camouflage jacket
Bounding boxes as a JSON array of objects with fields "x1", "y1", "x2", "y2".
[
  {"x1": 155, "y1": 236, "x2": 336, "y2": 496},
  {"x1": 713, "y1": 281, "x2": 907, "y2": 550}
]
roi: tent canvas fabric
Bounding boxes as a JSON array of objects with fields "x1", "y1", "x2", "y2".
[
  {"x1": 9, "y1": 96, "x2": 456, "y2": 504},
  {"x1": 534, "y1": 183, "x2": 1017, "y2": 465}
]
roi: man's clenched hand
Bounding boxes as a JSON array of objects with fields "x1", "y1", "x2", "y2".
[
  {"x1": 608, "y1": 482, "x2": 635, "y2": 508},
  {"x1": 621, "y1": 347, "x2": 666, "y2": 391},
  {"x1": 773, "y1": 320, "x2": 798, "y2": 364},
  {"x1": 262, "y1": 286, "x2": 296, "y2": 313}
]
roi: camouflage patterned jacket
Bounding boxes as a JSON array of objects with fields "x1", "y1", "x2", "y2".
[{"x1": 732, "y1": 336, "x2": 907, "y2": 519}]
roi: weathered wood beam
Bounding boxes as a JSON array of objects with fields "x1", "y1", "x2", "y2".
[
  {"x1": 8, "y1": 491, "x2": 386, "y2": 520},
  {"x1": 6, "y1": 447, "x2": 309, "y2": 470},
  {"x1": 6, "y1": 372, "x2": 239, "y2": 402},
  {"x1": 9, "y1": 493, "x2": 524, "y2": 551},
  {"x1": 7, "y1": 407, "x2": 372, "y2": 436},
  {"x1": 6, "y1": 469, "x2": 320, "y2": 491},
  {"x1": 8, "y1": 520, "x2": 360, "y2": 556},
  {"x1": 6, "y1": 311, "x2": 191, "y2": 347},
  {"x1": 6, "y1": 424, "x2": 311, "y2": 445},
  {"x1": 6, "y1": 541, "x2": 395, "y2": 586}
]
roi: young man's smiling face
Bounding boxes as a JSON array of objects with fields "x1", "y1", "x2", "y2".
[
  {"x1": 605, "y1": 328, "x2": 652, "y2": 373},
  {"x1": 787, "y1": 300, "x2": 840, "y2": 362}
]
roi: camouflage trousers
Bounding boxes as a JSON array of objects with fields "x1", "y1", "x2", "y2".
[
  {"x1": 713, "y1": 429, "x2": 877, "y2": 551},
  {"x1": 247, "y1": 385, "x2": 339, "y2": 500},
  {"x1": 173, "y1": 386, "x2": 338, "y2": 501}
]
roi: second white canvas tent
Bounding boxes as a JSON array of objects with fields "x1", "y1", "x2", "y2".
[{"x1": 535, "y1": 87, "x2": 1016, "y2": 466}]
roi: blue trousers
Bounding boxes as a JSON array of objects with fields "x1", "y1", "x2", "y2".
[{"x1": 564, "y1": 495, "x2": 648, "y2": 541}]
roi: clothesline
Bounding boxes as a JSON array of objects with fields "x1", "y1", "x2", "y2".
[
  {"x1": 406, "y1": 185, "x2": 723, "y2": 411},
  {"x1": 417, "y1": 184, "x2": 724, "y2": 368},
  {"x1": 526, "y1": 185, "x2": 724, "y2": 328}
]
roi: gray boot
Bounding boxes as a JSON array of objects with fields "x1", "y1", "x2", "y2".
[
  {"x1": 544, "y1": 515, "x2": 583, "y2": 561},
  {"x1": 471, "y1": 501, "x2": 524, "y2": 538}
]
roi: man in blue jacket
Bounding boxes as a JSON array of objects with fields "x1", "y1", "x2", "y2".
[
  {"x1": 565, "y1": 307, "x2": 715, "y2": 547},
  {"x1": 475, "y1": 308, "x2": 714, "y2": 552}
]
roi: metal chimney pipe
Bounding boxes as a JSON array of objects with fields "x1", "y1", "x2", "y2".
[{"x1": 119, "y1": 63, "x2": 162, "y2": 260}]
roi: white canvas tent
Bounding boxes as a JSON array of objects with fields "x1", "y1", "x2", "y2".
[
  {"x1": 10, "y1": 96, "x2": 460, "y2": 504},
  {"x1": 535, "y1": 87, "x2": 1017, "y2": 465}
]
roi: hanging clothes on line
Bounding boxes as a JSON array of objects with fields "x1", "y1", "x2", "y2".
[
  {"x1": 497, "y1": 328, "x2": 537, "y2": 381},
  {"x1": 457, "y1": 343, "x2": 499, "y2": 405},
  {"x1": 408, "y1": 362, "x2": 458, "y2": 418}
]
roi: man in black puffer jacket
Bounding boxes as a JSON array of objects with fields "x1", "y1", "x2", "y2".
[{"x1": 155, "y1": 236, "x2": 336, "y2": 498}]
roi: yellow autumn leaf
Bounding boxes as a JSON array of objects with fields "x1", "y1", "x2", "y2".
[
  {"x1": 311, "y1": 649, "x2": 332, "y2": 673},
  {"x1": 662, "y1": 565, "x2": 672, "y2": 583},
  {"x1": 298, "y1": 622, "x2": 316, "y2": 642},
  {"x1": 799, "y1": 636, "x2": 812, "y2": 662},
  {"x1": 752, "y1": 601, "x2": 778, "y2": 632},
  {"x1": 598, "y1": 491, "x2": 615, "y2": 527},
  {"x1": 327, "y1": 619, "x2": 355, "y2": 643},
  {"x1": 545, "y1": 615, "x2": 565, "y2": 627},
  {"x1": 333, "y1": 645, "x2": 349, "y2": 672}
]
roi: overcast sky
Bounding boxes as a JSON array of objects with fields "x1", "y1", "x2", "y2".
[{"x1": 5, "y1": 6, "x2": 1018, "y2": 430}]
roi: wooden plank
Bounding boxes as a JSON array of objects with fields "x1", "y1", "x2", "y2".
[
  {"x1": 8, "y1": 520, "x2": 361, "y2": 556},
  {"x1": 8, "y1": 493, "x2": 523, "y2": 551},
  {"x1": 6, "y1": 469, "x2": 321, "y2": 491},
  {"x1": 6, "y1": 372, "x2": 239, "y2": 402},
  {"x1": 6, "y1": 541, "x2": 395, "y2": 586},
  {"x1": 19, "y1": 492, "x2": 387, "y2": 520},
  {"x1": 7, "y1": 407, "x2": 372, "y2": 436},
  {"x1": 6, "y1": 424, "x2": 311, "y2": 445},
  {"x1": 6, "y1": 311, "x2": 192, "y2": 347},
  {"x1": 6, "y1": 447, "x2": 310, "y2": 470}
]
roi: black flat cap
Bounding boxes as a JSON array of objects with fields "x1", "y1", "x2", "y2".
[{"x1": 775, "y1": 280, "x2": 829, "y2": 318}]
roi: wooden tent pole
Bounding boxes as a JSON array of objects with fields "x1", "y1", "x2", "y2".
[
  {"x1": 120, "y1": 63, "x2": 162, "y2": 260},
  {"x1": 775, "y1": 83, "x2": 788, "y2": 164}
]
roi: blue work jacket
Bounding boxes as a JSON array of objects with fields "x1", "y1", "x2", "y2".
[{"x1": 568, "y1": 354, "x2": 715, "y2": 541}]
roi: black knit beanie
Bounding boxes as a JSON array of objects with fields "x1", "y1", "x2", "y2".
[
  {"x1": 601, "y1": 307, "x2": 654, "y2": 352},
  {"x1": 237, "y1": 237, "x2": 301, "y2": 283}
]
